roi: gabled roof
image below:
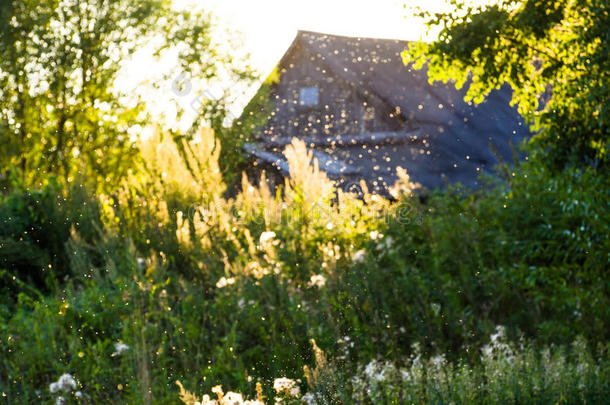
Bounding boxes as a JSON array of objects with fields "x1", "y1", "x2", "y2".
[{"x1": 247, "y1": 30, "x2": 531, "y2": 191}]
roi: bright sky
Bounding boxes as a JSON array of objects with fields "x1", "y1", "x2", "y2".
[
  {"x1": 196, "y1": 0, "x2": 446, "y2": 74},
  {"x1": 125, "y1": 0, "x2": 495, "y2": 133}
]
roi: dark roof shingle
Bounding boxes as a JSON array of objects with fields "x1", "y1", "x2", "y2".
[{"x1": 249, "y1": 30, "x2": 531, "y2": 191}]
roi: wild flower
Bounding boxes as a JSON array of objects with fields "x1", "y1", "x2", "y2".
[
  {"x1": 490, "y1": 325, "x2": 505, "y2": 344},
  {"x1": 352, "y1": 249, "x2": 366, "y2": 263},
  {"x1": 245, "y1": 261, "x2": 268, "y2": 279},
  {"x1": 481, "y1": 325, "x2": 513, "y2": 361},
  {"x1": 258, "y1": 231, "x2": 278, "y2": 250},
  {"x1": 197, "y1": 394, "x2": 214, "y2": 404},
  {"x1": 364, "y1": 359, "x2": 395, "y2": 382},
  {"x1": 336, "y1": 335, "x2": 354, "y2": 356},
  {"x1": 211, "y1": 385, "x2": 223, "y2": 397},
  {"x1": 55, "y1": 396, "x2": 65, "y2": 405},
  {"x1": 136, "y1": 257, "x2": 147, "y2": 271},
  {"x1": 375, "y1": 236, "x2": 394, "y2": 251},
  {"x1": 49, "y1": 373, "x2": 77, "y2": 393},
  {"x1": 301, "y1": 392, "x2": 318, "y2": 405},
  {"x1": 352, "y1": 359, "x2": 406, "y2": 403},
  {"x1": 216, "y1": 277, "x2": 236, "y2": 289},
  {"x1": 177, "y1": 381, "x2": 267, "y2": 405},
  {"x1": 400, "y1": 369, "x2": 412, "y2": 381},
  {"x1": 320, "y1": 242, "x2": 342, "y2": 261},
  {"x1": 273, "y1": 377, "x2": 301, "y2": 398},
  {"x1": 369, "y1": 230, "x2": 382, "y2": 240},
  {"x1": 223, "y1": 391, "x2": 244, "y2": 405},
  {"x1": 430, "y1": 354, "x2": 447, "y2": 370},
  {"x1": 308, "y1": 274, "x2": 326, "y2": 288},
  {"x1": 112, "y1": 342, "x2": 130, "y2": 356}
]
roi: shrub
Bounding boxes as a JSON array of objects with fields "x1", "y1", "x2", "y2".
[{"x1": 0, "y1": 179, "x2": 103, "y2": 296}]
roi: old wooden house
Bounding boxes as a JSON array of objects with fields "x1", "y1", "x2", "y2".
[{"x1": 244, "y1": 30, "x2": 530, "y2": 193}]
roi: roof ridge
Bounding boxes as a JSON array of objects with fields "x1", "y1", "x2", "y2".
[{"x1": 295, "y1": 29, "x2": 410, "y2": 44}]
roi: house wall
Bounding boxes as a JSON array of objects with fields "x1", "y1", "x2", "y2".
[{"x1": 262, "y1": 42, "x2": 406, "y2": 141}]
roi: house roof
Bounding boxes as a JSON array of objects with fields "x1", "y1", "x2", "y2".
[{"x1": 247, "y1": 30, "x2": 531, "y2": 191}]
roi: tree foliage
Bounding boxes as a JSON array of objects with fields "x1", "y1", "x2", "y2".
[
  {"x1": 404, "y1": 0, "x2": 609, "y2": 169},
  {"x1": 0, "y1": 0, "x2": 254, "y2": 192}
]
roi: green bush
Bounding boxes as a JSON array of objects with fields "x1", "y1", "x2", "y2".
[{"x1": 0, "y1": 179, "x2": 104, "y2": 296}]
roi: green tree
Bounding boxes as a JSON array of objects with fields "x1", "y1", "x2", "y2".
[
  {"x1": 404, "y1": 0, "x2": 609, "y2": 169},
  {"x1": 0, "y1": 0, "x2": 254, "y2": 192}
]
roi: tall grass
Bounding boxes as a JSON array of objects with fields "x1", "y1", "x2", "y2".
[
  {"x1": 0, "y1": 128, "x2": 608, "y2": 403},
  {"x1": 176, "y1": 332, "x2": 610, "y2": 405}
]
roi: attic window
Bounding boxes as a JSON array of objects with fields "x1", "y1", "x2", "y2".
[
  {"x1": 299, "y1": 86, "x2": 319, "y2": 106},
  {"x1": 362, "y1": 106, "x2": 375, "y2": 132}
]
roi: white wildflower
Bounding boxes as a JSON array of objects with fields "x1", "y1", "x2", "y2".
[
  {"x1": 259, "y1": 231, "x2": 276, "y2": 244},
  {"x1": 430, "y1": 354, "x2": 446, "y2": 370},
  {"x1": 308, "y1": 274, "x2": 326, "y2": 288},
  {"x1": 481, "y1": 344, "x2": 493, "y2": 358},
  {"x1": 490, "y1": 325, "x2": 506, "y2": 344},
  {"x1": 245, "y1": 261, "x2": 268, "y2": 279},
  {"x1": 55, "y1": 396, "x2": 65, "y2": 405},
  {"x1": 57, "y1": 374, "x2": 77, "y2": 391},
  {"x1": 259, "y1": 231, "x2": 278, "y2": 250},
  {"x1": 375, "y1": 236, "x2": 394, "y2": 252},
  {"x1": 338, "y1": 335, "x2": 354, "y2": 348},
  {"x1": 363, "y1": 360, "x2": 377, "y2": 379},
  {"x1": 136, "y1": 257, "x2": 146, "y2": 271},
  {"x1": 301, "y1": 392, "x2": 318, "y2": 405},
  {"x1": 369, "y1": 230, "x2": 382, "y2": 240},
  {"x1": 75, "y1": 391, "x2": 83, "y2": 398},
  {"x1": 49, "y1": 373, "x2": 77, "y2": 393},
  {"x1": 112, "y1": 342, "x2": 129, "y2": 356},
  {"x1": 223, "y1": 391, "x2": 243, "y2": 405},
  {"x1": 216, "y1": 276, "x2": 236, "y2": 289},
  {"x1": 199, "y1": 394, "x2": 214, "y2": 405},
  {"x1": 352, "y1": 249, "x2": 366, "y2": 263},
  {"x1": 363, "y1": 360, "x2": 389, "y2": 382},
  {"x1": 400, "y1": 369, "x2": 412, "y2": 381},
  {"x1": 482, "y1": 325, "x2": 513, "y2": 360},
  {"x1": 384, "y1": 236, "x2": 394, "y2": 248},
  {"x1": 273, "y1": 377, "x2": 300, "y2": 398}
]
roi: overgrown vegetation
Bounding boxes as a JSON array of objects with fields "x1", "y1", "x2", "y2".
[
  {"x1": 1, "y1": 132, "x2": 608, "y2": 403},
  {"x1": 0, "y1": 0, "x2": 608, "y2": 404},
  {"x1": 0, "y1": 0, "x2": 257, "y2": 192}
]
